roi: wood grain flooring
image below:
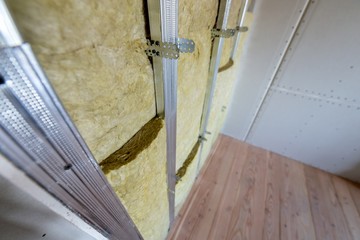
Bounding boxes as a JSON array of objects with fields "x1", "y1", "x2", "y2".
[{"x1": 167, "y1": 134, "x2": 360, "y2": 240}]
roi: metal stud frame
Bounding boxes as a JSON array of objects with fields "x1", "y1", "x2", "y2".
[
  {"x1": 146, "y1": 0, "x2": 179, "y2": 226},
  {"x1": 0, "y1": 1, "x2": 142, "y2": 239},
  {"x1": 196, "y1": 0, "x2": 233, "y2": 174}
]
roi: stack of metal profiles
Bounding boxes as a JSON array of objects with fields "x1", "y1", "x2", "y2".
[{"x1": 0, "y1": 1, "x2": 142, "y2": 239}]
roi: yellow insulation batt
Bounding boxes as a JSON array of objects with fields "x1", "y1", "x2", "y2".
[
  {"x1": 8, "y1": 0, "x2": 252, "y2": 239},
  {"x1": 106, "y1": 122, "x2": 169, "y2": 240},
  {"x1": 220, "y1": 0, "x2": 244, "y2": 67},
  {"x1": 8, "y1": 0, "x2": 155, "y2": 162},
  {"x1": 200, "y1": 13, "x2": 254, "y2": 166},
  {"x1": 174, "y1": 0, "x2": 249, "y2": 214},
  {"x1": 176, "y1": 0, "x2": 218, "y2": 169}
]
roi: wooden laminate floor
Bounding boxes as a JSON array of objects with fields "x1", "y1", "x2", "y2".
[{"x1": 168, "y1": 135, "x2": 360, "y2": 240}]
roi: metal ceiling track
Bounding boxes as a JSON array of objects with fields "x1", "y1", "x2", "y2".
[
  {"x1": 0, "y1": 1, "x2": 143, "y2": 239},
  {"x1": 196, "y1": 0, "x2": 233, "y2": 175},
  {"x1": 146, "y1": 0, "x2": 180, "y2": 226}
]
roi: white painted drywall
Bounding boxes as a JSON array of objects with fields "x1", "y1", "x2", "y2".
[
  {"x1": 223, "y1": 0, "x2": 360, "y2": 182},
  {"x1": 0, "y1": 155, "x2": 105, "y2": 240}
]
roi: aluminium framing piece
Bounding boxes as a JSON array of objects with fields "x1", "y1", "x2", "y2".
[
  {"x1": 0, "y1": 1, "x2": 143, "y2": 239},
  {"x1": 230, "y1": 0, "x2": 251, "y2": 60},
  {"x1": 196, "y1": 0, "x2": 233, "y2": 174},
  {"x1": 146, "y1": 0, "x2": 179, "y2": 226}
]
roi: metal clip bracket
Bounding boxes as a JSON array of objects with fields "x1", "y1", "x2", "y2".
[
  {"x1": 236, "y1": 26, "x2": 249, "y2": 32},
  {"x1": 211, "y1": 28, "x2": 236, "y2": 38},
  {"x1": 145, "y1": 40, "x2": 179, "y2": 59},
  {"x1": 145, "y1": 38, "x2": 195, "y2": 59},
  {"x1": 212, "y1": 26, "x2": 248, "y2": 38},
  {"x1": 199, "y1": 135, "x2": 207, "y2": 142},
  {"x1": 176, "y1": 38, "x2": 195, "y2": 53}
]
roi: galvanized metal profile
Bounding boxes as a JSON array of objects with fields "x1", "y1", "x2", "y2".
[
  {"x1": 146, "y1": 0, "x2": 179, "y2": 226},
  {"x1": 161, "y1": 0, "x2": 178, "y2": 226},
  {"x1": 244, "y1": 0, "x2": 312, "y2": 140},
  {"x1": 229, "y1": 0, "x2": 250, "y2": 60},
  {"x1": 0, "y1": 153, "x2": 108, "y2": 240},
  {"x1": 196, "y1": 0, "x2": 233, "y2": 174},
  {"x1": 0, "y1": 1, "x2": 22, "y2": 47},
  {"x1": 147, "y1": 0, "x2": 165, "y2": 116},
  {"x1": 0, "y1": 2, "x2": 142, "y2": 239}
]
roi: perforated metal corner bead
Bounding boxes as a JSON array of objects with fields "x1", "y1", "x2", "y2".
[{"x1": 145, "y1": 39, "x2": 179, "y2": 59}]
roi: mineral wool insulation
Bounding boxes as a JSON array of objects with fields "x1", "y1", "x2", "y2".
[{"x1": 8, "y1": 0, "x2": 251, "y2": 239}]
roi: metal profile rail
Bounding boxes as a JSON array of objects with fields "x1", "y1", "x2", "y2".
[
  {"x1": 229, "y1": 0, "x2": 250, "y2": 60},
  {"x1": 146, "y1": 0, "x2": 179, "y2": 226},
  {"x1": 196, "y1": 0, "x2": 233, "y2": 174},
  {"x1": 0, "y1": 1, "x2": 142, "y2": 239},
  {"x1": 218, "y1": 0, "x2": 250, "y2": 72}
]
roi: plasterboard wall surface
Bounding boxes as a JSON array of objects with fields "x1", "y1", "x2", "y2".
[
  {"x1": 222, "y1": 0, "x2": 307, "y2": 139},
  {"x1": 223, "y1": 0, "x2": 360, "y2": 182},
  {"x1": 0, "y1": 174, "x2": 95, "y2": 240}
]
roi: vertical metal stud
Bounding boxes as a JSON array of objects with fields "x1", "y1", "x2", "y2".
[
  {"x1": 196, "y1": 0, "x2": 233, "y2": 174},
  {"x1": 230, "y1": 0, "x2": 250, "y2": 60},
  {"x1": 161, "y1": 0, "x2": 178, "y2": 226},
  {"x1": 146, "y1": 0, "x2": 179, "y2": 225}
]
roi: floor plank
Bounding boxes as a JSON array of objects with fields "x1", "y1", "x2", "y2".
[
  {"x1": 207, "y1": 140, "x2": 248, "y2": 240},
  {"x1": 332, "y1": 177, "x2": 360, "y2": 239},
  {"x1": 191, "y1": 139, "x2": 238, "y2": 240},
  {"x1": 280, "y1": 158, "x2": 316, "y2": 240},
  {"x1": 170, "y1": 136, "x2": 234, "y2": 240},
  {"x1": 263, "y1": 153, "x2": 281, "y2": 240},
  {"x1": 168, "y1": 134, "x2": 360, "y2": 240},
  {"x1": 305, "y1": 167, "x2": 352, "y2": 240},
  {"x1": 225, "y1": 143, "x2": 267, "y2": 240},
  {"x1": 348, "y1": 183, "x2": 360, "y2": 215}
]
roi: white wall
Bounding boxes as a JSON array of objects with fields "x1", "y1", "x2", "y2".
[
  {"x1": 0, "y1": 155, "x2": 105, "y2": 240},
  {"x1": 0, "y1": 175, "x2": 96, "y2": 240},
  {"x1": 223, "y1": 0, "x2": 360, "y2": 182}
]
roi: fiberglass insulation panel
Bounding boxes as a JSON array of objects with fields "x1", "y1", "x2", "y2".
[
  {"x1": 7, "y1": 0, "x2": 251, "y2": 239},
  {"x1": 201, "y1": 13, "x2": 254, "y2": 166},
  {"x1": 8, "y1": 0, "x2": 155, "y2": 163},
  {"x1": 175, "y1": 1, "x2": 248, "y2": 213},
  {"x1": 176, "y1": 0, "x2": 218, "y2": 171}
]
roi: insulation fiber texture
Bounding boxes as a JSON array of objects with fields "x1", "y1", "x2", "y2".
[
  {"x1": 176, "y1": 0, "x2": 218, "y2": 170},
  {"x1": 106, "y1": 121, "x2": 168, "y2": 240},
  {"x1": 7, "y1": 0, "x2": 252, "y2": 239},
  {"x1": 175, "y1": 147, "x2": 201, "y2": 216},
  {"x1": 100, "y1": 118, "x2": 163, "y2": 174},
  {"x1": 8, "y1": 0, "x2": 155, "y2": 162},
  {"x1": 220, "y1": 0, "x2": 244, "y2": 67},
  {"x1": 201, "y1": 13, "x2": 254, "y2": 166},
  {"x1": 173, "y1": 0, "x2": 218, "y2": 219}
]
